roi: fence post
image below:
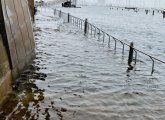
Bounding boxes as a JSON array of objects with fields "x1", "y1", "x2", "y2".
[
  {"x1": 103, "y1": 32, "x2": 105, "y2": 43},
  {"x1": 163, "y1": 11, "x2": 165, "y2": 18},
  {"x1": 84, "y1": 18, "x2": 88, "y2": 35},
  {"x1": 94, "y1": 27, "x2": 96, "y2": 37},
  {"x1": 81, "y1": 20, "x2": 82, "y2": 29},
  {"x1": 128, "y1": 42, "x2": 134, "y2": 68},
  {"x1": 68, "y1": 13, "x2": 70, "y2": 23},
  {"x1": 98, "y1": 29, "x2": 100, "y2": 40}
]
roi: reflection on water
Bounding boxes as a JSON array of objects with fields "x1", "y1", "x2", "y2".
[
  {"x1": 0, "y1": 62, "x2": 46, "y2": 119},
  {"x1": 0, "y1": 7, "x2": 165, "y2": 120}
]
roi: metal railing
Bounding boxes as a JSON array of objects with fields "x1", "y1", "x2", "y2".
[{"x1": 53, "y1": 8, "x2": 165, "y2": 75}]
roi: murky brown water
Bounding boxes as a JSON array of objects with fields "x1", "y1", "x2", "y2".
[{"x1": 0, "y1": 7, "x2": 165, "y2": 120}]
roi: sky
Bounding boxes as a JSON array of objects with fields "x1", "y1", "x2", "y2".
[
  {"x1": 39, "y1": 0, "x2": 165, "y2": 9},
  {"x1": 78, "y1": 0, "x2": 165, "y2": 9}
]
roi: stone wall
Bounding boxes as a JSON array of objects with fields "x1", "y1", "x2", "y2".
[
  {"x1": 28, "y1": 0, "x2": 35, "y2": 21},
  {"x1": 0, "y1": 0, "x2": 35, "y2": 104},
  {"x1": 0, "y1": 35, "x2": 12, "y2": 105},
  {"x1": 1, "y1": 0, "x2": 35, "y2": 79}
]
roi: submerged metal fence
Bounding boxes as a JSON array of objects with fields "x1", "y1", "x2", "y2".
[{"x1": 53, "y1": 8, "x2": 165, "y2": 75}]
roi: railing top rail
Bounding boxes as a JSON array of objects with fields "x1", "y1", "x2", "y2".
[{"x1": 68, "y1": 15, "x2": 85, "y2": 22}]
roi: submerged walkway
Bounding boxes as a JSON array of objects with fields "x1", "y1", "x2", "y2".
[{"x1": 0, "y1": 8, "x2": 165, "y2": 120}]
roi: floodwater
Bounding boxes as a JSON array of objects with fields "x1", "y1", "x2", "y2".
[
  {"x1": 56, "y1": 6, "x2": 165, "y2": 60},
  {"x1": 1, "y1": 6, "x2": 165, "y2": 120}
]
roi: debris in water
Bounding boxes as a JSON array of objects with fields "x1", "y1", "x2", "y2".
[{"x1": 61, "y1": 107, "x2": 67, "y2": 112}]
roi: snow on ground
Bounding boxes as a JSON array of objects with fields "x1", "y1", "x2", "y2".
[{"x1": 32, "y1": 6, "x2": 165, "y2": 119}]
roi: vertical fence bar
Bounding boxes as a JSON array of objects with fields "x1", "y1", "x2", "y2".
[
  {"x1": 75, "y1": 18, "x2": 77, "y2": 26},
  {"x1": 68, "y1": 13, "x2": 70, "y2": 23},
  {"x1": 84, "y1": 18, "x2": 88, "y2": 35},
  {"x1": 88, "y1": 23, "x2": 89, "y2": 34},
  {"x1": 108, "y1": 35, "x2": 111, "y2": 48},
  {"x1": 149, "y1": 56, "x2": 155, "y2": 75},
  {"x1": 79, "y1": 20, "x2": 81, "y2": 29},
  {"x1": 94, "y1": 27, "x2": 96, "y2": 37},
  {"x1": 98, "y1": 29, "x2": 100, "y2": 40},
  {"x1": 103, "y1": 31, "x2": 105, "y2": 43},
  {"x1": 77, "y1": 19, "x2": 80, "y2": 28},
  {"x1": 122, "y1": 42, "x2": 124, "y2": 54},
  {"x1": 163, "y1": 11, "x2": 165, "y2": 18},
  {"x1": 119, "y1": 41, "x2": 124, "y2": 54},
  {"x1": 76, "y1": 19, "x2": 78, "y2": 27},
  {"x1": 81, "y1": 20, "x2": 82, "y2": 29},
  {"x1": 114, "y1": 38, "x2": 117, "y2": 50},
  {"x1": 81, "y1": 20, "x2": 83, "y2": 29},
  {"x1": 128, "y1": 42, "x2": 134, "y2": 67}
]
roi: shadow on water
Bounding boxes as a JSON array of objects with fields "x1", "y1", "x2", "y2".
[{"x1": 0, "y1": 61, "x2": 47, "y2": 120}]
